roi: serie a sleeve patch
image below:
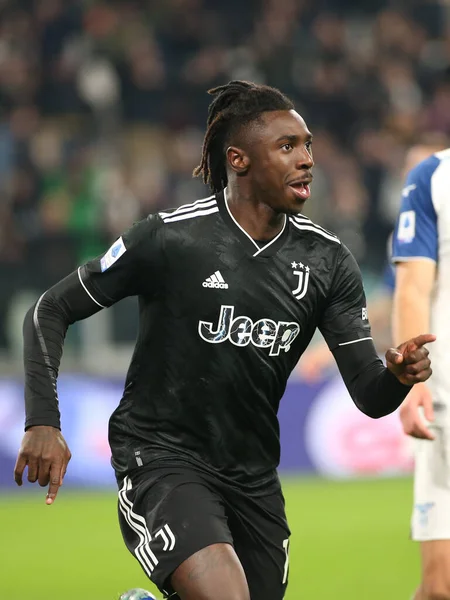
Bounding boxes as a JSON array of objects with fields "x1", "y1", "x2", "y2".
[{"x1": 100, "y1": 236, "x2": 127, "y2": 272}]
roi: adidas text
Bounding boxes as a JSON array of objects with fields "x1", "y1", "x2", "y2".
[
  {"x1": 203, "y1": 271, "x2": 228, "y2": 289},
  {"x1": 203, "y1": 281, "x2": 228, "y2": 289}
]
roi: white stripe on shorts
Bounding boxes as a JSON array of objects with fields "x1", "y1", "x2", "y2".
[{"x1": 118, "y1": 477, "x2": 159, "y2": 577}]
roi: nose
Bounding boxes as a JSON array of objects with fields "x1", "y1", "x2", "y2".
[{"x1": 296, "y1": 146, "x2": 314, "y2": 169}]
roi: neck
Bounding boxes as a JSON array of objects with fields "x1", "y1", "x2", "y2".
[{"x1": 225, "y1": 180, "x2": 285, "y2": 241}]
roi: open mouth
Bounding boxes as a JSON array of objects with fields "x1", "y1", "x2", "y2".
[{"x1": 289, "y1": 182, "x2": 311, "y2": 200}]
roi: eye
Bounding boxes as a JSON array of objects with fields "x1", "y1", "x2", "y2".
[
  {"x1": 305, "y1": 141, "x2": 313, "y2": 152},
  {"x1": 282, "y1": 143, "x2": 293, "y2": 152}
]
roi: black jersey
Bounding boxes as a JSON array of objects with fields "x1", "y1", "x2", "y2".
[{"x1": 23, "y1": 189, "x2": 411, "y2": 494}]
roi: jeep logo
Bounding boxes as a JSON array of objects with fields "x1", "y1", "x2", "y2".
[{"x1": 198, "y1": 305, "x2": 300, "y2": 356}]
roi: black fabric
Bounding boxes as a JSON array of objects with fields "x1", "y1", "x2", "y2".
[
  {"x1": 23, "y1": 270, "x2": 104, "y2": 430},
  {"x1": 333, "y1": 341, "x2": 412, "y2": 418},
  {"x1": 118, "y1": 465, "x2": 290, "y2": 600},
  {"x1": 23, "y1": 191, "x2": 404, "y2": 494}
]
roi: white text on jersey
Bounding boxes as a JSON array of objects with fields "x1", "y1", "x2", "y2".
[{"x1": 198, "y1": 305, "x2": 300, "y2": 356}]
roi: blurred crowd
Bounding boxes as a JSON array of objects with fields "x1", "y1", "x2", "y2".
[{"x1": 0, "y1": 0, "x2": 449, "y2": 351}]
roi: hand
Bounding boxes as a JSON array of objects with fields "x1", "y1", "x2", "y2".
[
  {"x1": 386, "y1": 333, "x2": 436, "y2": 386},
  {"x1": 14, "y1": 426, "x2": 72, "y2": 505},
  {"x1": 399, "y1": 383, "x2": 435, "y2": 440}
]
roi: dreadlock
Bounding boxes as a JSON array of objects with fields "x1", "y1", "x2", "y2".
[{"x1": 193, "y1": 80, "x2": 294, "y2": 193}]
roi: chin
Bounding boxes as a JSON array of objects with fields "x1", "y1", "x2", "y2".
[{"x1": 285, "y1": 201, "x2": 306, "y2": 216}]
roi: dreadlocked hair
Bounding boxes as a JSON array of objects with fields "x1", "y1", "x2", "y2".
[{"x1": 193, "y1": 80, "x2": 294, "y2": 193}]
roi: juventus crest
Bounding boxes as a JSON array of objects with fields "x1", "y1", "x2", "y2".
[{"x1": 291, "y1": 261, "x2": 310, "y2": 300}]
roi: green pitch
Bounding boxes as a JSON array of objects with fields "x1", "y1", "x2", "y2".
[{"x1": 0, "y1": 477, "x2": 419, "y2": 599}]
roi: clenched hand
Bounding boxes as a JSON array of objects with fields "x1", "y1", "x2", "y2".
[
  {"x1": 14, "y1": 426, "x2": 71, "y2": 504},
  {"x1": 386, "y1": 333, "x2": 436, "y2": 386}
]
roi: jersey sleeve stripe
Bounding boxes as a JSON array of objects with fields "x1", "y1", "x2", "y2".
[
  {"x1": 159, "y1": 195, "x2": 216, "y2": 219},
  {"x1": 33, "y1": 293, "x2": 59, "y2": 398},
  {"x1": 161, "y1": 206, "x2": 219, "y2": 223},
  {"x1": 289, "y1": 218, "x2": 341, "y2": 243},
  {"x1": 338, "y1": 337, "x2": 373, "y2": 347},
  {"x1": 77, "y1": 267, "x2": 106, "y2": 308}
]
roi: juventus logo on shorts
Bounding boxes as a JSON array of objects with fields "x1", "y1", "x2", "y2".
[
  {"x1": 155, "y1": 524, "x2": 176, "y2": 552},
  {"x1": 290, "y1": 261, "x2": 310, "y2": 300}
]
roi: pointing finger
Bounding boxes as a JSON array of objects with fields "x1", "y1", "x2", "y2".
[
  {"x1": 46, "y1": 462, "x2": 63, "y2": 505},
  {"x1": 410, "y1": 334, "x2": 436, "y2": 349}
]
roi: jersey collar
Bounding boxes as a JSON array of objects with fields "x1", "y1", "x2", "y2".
[{"x1": 216, "y1": 188, "x2": 290, "y2": 258}]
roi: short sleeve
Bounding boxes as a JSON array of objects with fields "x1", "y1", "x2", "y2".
[
  {"x1": 78, "y1": 214, "x2": 163, "y2": 307},
  {"x1": 319, "y1": 245, "x2": 372, "y2": 351},
  {"x1": 392, "y1": 156, "x2": 439, "y2": 263}
]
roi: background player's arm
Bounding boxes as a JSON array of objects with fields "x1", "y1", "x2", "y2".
[
  {"x1": 393, "y1": 261, "x2": 434, "y2": 345},
  {"x1": 14, "y1": 215, "x2": 163, "y2": 503},
  {"x1": 392, "y1": 157, "x2": 439, "y2": 439},
  {"x1": 393, "y1": 261, "x2": 435, "y2": 439},
  {"x1": 319, "y1": 246, "x2": 434, "y2": 418}
]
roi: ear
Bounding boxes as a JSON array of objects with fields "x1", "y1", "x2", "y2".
[{"x1": 226, "y1": 146, "x2": 250, "y2": 174}]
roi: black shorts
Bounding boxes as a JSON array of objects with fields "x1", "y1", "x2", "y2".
[{"x1": 117, "y1": 465, "x2": 291, "y2": 599}]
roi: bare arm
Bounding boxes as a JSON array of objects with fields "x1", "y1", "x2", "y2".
[
  {"x1": 393, "y1": 259, "x2": 436, "y2": 439},
  {"x1": 393, "y1": 260, "x2": 435, "y2": 345}
]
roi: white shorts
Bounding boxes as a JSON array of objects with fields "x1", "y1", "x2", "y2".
[{"x1": 412, "y1": 425, "x2": 450, "y2": 541}]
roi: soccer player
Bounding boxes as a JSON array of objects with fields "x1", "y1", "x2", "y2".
[
  {"x1": 15, "y1": 81, "x2": 434, "y2": 600},
  {"x1": 392, "y1": 148, "x2": 450, "y2": 600}
]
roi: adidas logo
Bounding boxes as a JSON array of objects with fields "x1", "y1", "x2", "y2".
[{"x1": 202, "y1": 270, "x2": 229, "y2": 289}]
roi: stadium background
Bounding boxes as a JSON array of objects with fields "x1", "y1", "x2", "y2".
[{"x1": 0, "y1": 0, "x2": 448, "y2": 597}]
